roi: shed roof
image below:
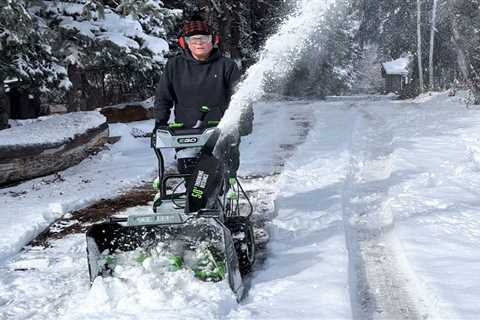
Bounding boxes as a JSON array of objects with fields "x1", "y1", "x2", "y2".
[{"x1": 382, "y1": 57, "x2": 410, "y2": 75}]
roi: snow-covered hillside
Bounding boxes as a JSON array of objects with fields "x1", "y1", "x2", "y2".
[{"x1": 1, "y1": 93, "x2": 480, "y2": 319}]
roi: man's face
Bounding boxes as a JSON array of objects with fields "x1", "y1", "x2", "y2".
[{"x1": 187, "y1": 35, "x2": 213, "y2": 61}]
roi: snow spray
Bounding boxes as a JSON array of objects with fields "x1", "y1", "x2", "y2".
[{"x1": 218, "y1": 0, "x2": 335, "y2": 136}]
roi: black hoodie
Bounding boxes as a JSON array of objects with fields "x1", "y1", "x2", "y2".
[{"x1": 154, "y1": 48, "x2": 241, "y2": 127}]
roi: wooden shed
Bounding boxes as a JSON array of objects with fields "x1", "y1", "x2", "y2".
[{"x1": 381, "y1": 57, "x2": 411, "y2": 93}]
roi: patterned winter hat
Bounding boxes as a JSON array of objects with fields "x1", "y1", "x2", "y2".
[{"x1": 183, "y1": 14, "x2": 211, "y2": 36}]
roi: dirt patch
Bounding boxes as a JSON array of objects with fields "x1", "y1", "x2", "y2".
[{"x1": 30, "y1": 184, "x2": 156, "y2": 247}]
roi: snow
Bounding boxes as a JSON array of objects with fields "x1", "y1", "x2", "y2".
[
  {"x1": 0, "y1": 102, "x2": 312, "y2": 319},
  {"x1": 385, "y1": 93, "x2": 480, "y2": 318},
  {"x1": 0, "y1": 111, "x2": 106, "y2": 148},
  {"x1": 2, "y1": 94, "x2": 480, "y2": 319},
  {"x1": 382, "y1": 57, "x2": 410, "y2": 75},
  {"x1": 47, "y1": 2, "x2": 168, "y2": 62},
  {"x1": 238, "y1": 100, "x2": 313, "y2": 176},
  {"x1": 140, "y1": 34, "x2": 170, "y2": 62},
  {"x1": 230, "y1": 102, "x2": 354, "y2": 320},
  {"x1": 97, "y1": 12, "x2": 144, "y2": 37},
  {"x1": 59, "y1": 17, "x2": 98, "y2": 39},
  {"x1": 2, "y1": 1, "x2": 480, "y2": 318},
  {"x1": 97, "y1": 32, "x2": 140, "y2": 52},
  {"x1": 0, "y1": 120, "x2": 158, "y2": 263},
  {"x1": 218, "y1": 0, "x2": 334, "y2": 136},
  {"x1": 45, "y1": 2, "x2": 85, "y2": 16},
  {"x1": 94, "y1": 12, "x2": 168, "y2": 60}
]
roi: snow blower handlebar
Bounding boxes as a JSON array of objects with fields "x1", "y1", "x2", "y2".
[{"x1": 150, "y1": 106, "x2": 220, "y2": 205}]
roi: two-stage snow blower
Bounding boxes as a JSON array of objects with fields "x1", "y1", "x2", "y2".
[{"x1": 85, "y1": 107, "x2": 255, "y2": 300}]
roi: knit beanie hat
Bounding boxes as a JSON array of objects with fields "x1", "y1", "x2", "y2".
[{"x1": 183, "y1": 13, "x2": 211, "y2": 36}]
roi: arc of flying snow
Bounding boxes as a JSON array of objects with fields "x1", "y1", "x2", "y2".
[{"x1": 218, "y1": 0, "x2": 335, "y2": 135}]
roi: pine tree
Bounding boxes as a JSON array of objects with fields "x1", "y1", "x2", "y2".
[
  {"x1": 0, "y1": 1, "x2": 67, "y2": 93},
  {"x1": 0, "y1": 0, "x2": 288, "y2": 111},
  {"x1": 42, "y1": 0, "x2": 180, "y2": 108}
]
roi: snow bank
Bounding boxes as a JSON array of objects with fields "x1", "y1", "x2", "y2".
[
  {"x1": 0, "y1": 111, "x2": 106, "y2": 149},
  {"x1": 230, "y1": 101, "x2": 353, "y2": 319},
  {"x1": 0, "y1": 120, "x2": 157, "y2": 263}
]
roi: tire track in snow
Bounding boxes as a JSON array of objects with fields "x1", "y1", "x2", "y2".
[{"x1": 342, "y1": 107, "x2": 431, "y2": 320}]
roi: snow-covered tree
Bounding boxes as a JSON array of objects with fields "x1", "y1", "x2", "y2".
[
  {"x1": 0, "y1": 0, "x2": 287, "y2": 113},
  {"x1": 163, "y1": 0, "x2": 288, "y2": 70},
  {"x1": 29, "y1": 0, "x2": 180, "y2": 109},
  {"x1": 0, "y1": 1, "x2": 68, "y2": 93},
  {"x1": 278, "y1": 1, "x2": 361, "y2": 98}
]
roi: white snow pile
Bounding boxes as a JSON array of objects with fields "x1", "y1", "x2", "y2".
[
  {"x1": 382, "y1": 57, "x2": 411, "y2": 75},
  {"x1": 0, "y1": 111, "x2": 106, "y2": 148},
  {"x1": 77, "y1": 254, "x2": 236, "y2": 320}
]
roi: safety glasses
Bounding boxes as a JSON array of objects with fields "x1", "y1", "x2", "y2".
[{"x1": 186, "y1": 35, "x2": 212, "y2": 44}]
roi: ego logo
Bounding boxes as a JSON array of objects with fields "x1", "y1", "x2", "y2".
[{"x1": 177, "y1": 137, "x2": 198, "y2": 144}]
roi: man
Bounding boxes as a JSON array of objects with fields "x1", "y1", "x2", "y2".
[
  {"x1": 154, "y1": 15, "x2": 246, "y2": 177},
  {"x1": 154, "y1": 14, "x2": 241, "y2": 129}
]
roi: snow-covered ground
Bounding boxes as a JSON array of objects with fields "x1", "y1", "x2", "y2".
[
  {"x1": 0, "y1": 120, "x2": 158, "y2": 263},
  {"x1": 2, "y1": 93, "x2": 480, "y2": 319},
  {"x1": 0, "y1": 100, "x2": 312, "y2": 320}
]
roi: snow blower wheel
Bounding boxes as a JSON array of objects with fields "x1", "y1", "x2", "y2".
[{"x1": 226, "y1": 216, "x2": 256, "y2": 275}]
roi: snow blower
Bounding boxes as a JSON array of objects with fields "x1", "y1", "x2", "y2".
[{"x1": 86, "y1": 107, "x2": 255, "y2": 300}]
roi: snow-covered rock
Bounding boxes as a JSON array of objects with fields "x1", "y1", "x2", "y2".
[{"x1": 0, "y1": 111, "x2": 108, "y2": 185}]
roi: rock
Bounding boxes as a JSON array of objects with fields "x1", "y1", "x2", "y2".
[
  {"x1": 100, "y1": 103, "x2": 154, "y2": 123},
  {"x1": 44, "y1": 104, "x2": 68, "y2": 115},
  {"x1": 0, "y1": 115, "x2": 109, "y2": 186}
]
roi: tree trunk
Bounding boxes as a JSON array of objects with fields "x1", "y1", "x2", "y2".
[
  {"x1": 450, "y1": 15, "x2": 469, "y2": 80},
  {"x1": 417, "y1": 0, "x2": 424, "y2": 93},
  {"x1": 0, "y1": 87, "x2": 9, "y2": 130},
  {"x1": 428, "y1": 0, "x2": 438, "y2": 90},
  {"x1": 67, "y1": 64, "x2": 87, "y2": 112}
]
